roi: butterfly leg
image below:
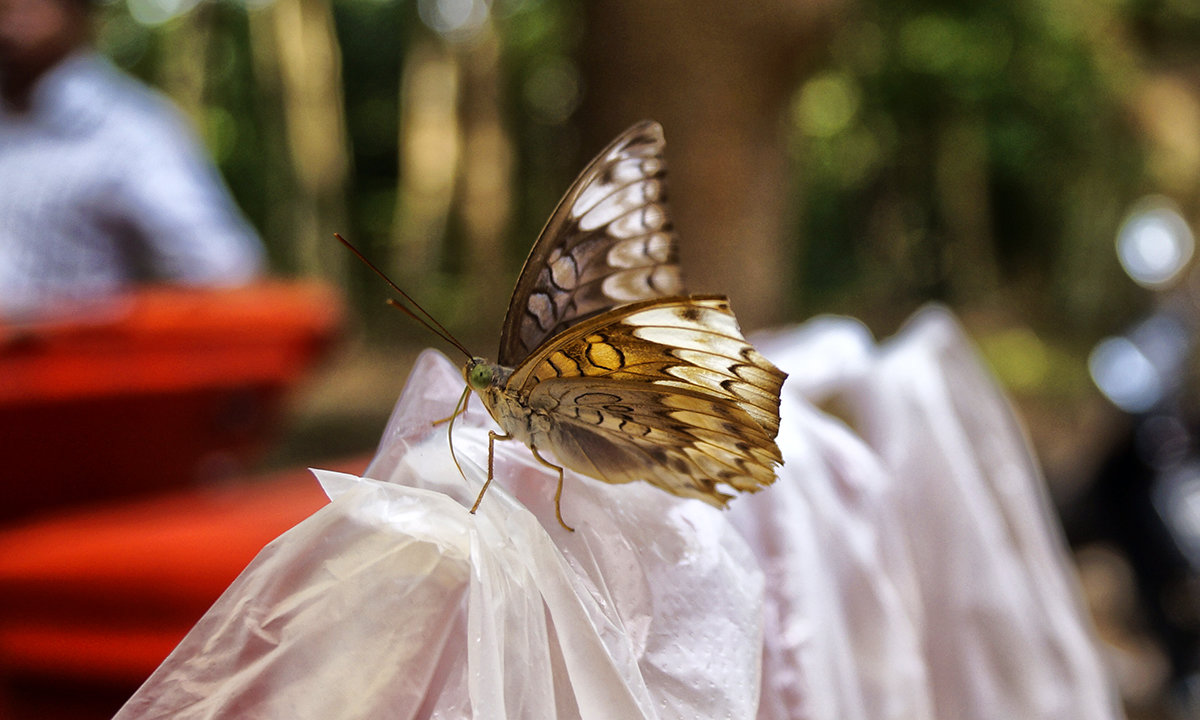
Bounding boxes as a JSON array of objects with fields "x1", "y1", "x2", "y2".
[
  {"x1": 530, "y1": 446, "x2": 574, "y2": 533},
  {"x1": 470, "y1": 430, "x2": 511, "y2": 514}
]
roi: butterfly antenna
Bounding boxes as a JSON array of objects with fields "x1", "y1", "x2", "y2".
[{"x1": 334, "y1": 233, "x2": 473, "y2": 358}]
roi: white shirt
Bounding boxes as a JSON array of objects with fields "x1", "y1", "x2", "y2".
[{"x1": 0, "y1": 51, "x2": 264, "y2": 319}]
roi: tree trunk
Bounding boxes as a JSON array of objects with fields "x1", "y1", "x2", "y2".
[
  {"x1": 249, "y1": 0, "x2": 350, "y2": 279},
  {"x1": 393, "y1": 25, "x2": 512, "y2": 336},
  {"x1": 578, "y1": 0, "x2": 847, "y2": 329},
  {"x1": 457, "y1": 24, "x2": 513, "y2": 331},
  {"x1": 394, "y1": 37, "x2": 460, "y2": 287}
]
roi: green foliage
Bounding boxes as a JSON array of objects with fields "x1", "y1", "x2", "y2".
[
  {"x1": 789, "y1": 0, "x2": 1152, "y2": 338},
  {"x1": 88, "y1": 0, "x2": 1198, "y2": 350}
]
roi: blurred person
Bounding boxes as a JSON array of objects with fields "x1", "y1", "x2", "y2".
[{"x1": 0, "y1": 0, "x2": 264, "y2": 320}]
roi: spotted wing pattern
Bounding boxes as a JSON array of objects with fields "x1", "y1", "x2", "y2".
[
  {"x1": 505, "y1": 295, "x2": 786, "y2": 504},
  {"x1": 497, "y1": 120, "x2": 684, "y2": 367}
]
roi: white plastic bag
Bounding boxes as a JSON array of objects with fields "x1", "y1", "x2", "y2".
[
  {"x1": 117, "y1": 307, "x2": 1121, "y2": 719},
  {"x1": 733, "y1": 318, "x2": 933, "y2": 720},
  {"x1": 852, "y1": 307, "x2": 1121, "y2": 718},
  {"x1": 740, "y1": 307, "x2": 1122, "y2": 719}
]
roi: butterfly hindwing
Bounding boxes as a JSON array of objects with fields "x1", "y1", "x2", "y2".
[
  {"x1": 528, "y1": 380, "x2": 779, "y2": 505},
  {"x1": 497, "y1": 295, "x2": 786, "y2": 503},
  {"x1": 497, "y1": 120, "x2": 684, "y2": 367}
]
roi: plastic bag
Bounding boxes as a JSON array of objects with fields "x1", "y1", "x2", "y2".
[
  {"x1": 117, "y1": 306, "x2": 1121, "y2": 719},
  {"x1": 732, "y1": 318, "x2": 932, "y2": 720},
  {"x1": 737, "y1": 306, "x2": 1121, "y2": 719},
  {"x1": 846, "y1": 307, "x2": 1120, "y2": 718}
]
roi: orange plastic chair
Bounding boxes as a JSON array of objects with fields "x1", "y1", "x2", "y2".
[{"x1": 0, "y1": 282, "x2": 344, "y2": 522}]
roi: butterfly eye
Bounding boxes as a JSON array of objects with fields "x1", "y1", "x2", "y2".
[{"x1": 467, "y1": 362, "x2": 494, "y2": 390}]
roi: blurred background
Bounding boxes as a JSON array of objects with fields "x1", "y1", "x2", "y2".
[
  {"x1": 4, "y1": 0, "x2": 1200, "y2": 717},
  {"x1": 87, "y1": 0, "x2": 1193, "y2": 483}
]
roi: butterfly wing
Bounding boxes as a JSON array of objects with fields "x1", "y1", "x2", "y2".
[
  {"x1": 530, "y1": 381, "x2": 779, "y2": 505},
  {"x1": 497, "y1": 120, "x2": 684, "y2": 367},
  {"x1": 506, "y1": 295, "x2": 786, "y2": 503}
]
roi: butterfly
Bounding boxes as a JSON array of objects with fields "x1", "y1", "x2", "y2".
[{"x1": 339, "y1": 120, "x2": 786, "y2": 531}]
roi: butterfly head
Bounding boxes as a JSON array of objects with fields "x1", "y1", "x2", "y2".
[{"x1": 465, "y1": 357, "x2": 510, "y2": 392}]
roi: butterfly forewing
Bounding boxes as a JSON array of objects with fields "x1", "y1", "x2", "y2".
[{"x1": 497, "y1": 120, "x2": 683, "y2": 367}]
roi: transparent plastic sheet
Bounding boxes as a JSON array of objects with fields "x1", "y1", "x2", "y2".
[
  {"x1": 741, "y1": 306, "x2": 1122, "y2": 720},
  {"x1": 115, "y1": 349, "x2": 765, "y2": 720},
  {"x1": 115, "y1": 307, "x2": 1121, "y2": 719},
  {"x1": 734, "y1": 318, "x2": 932, "y2": 720},
  {"x1": 854, "y1": 307, "x2": 1123, "y2": 719}
]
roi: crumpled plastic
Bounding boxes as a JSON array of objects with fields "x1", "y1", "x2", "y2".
[
  {"x1": 115, "y1": 305, "x2": 1122, "y2": 720},
  {"x1": 737, "y1": 307, "x2": 1123, "y2": 719}
]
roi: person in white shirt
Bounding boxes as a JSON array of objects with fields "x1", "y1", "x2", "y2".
[{"x1": 0, "y1": 0, "x2": 265, "y2": 320}]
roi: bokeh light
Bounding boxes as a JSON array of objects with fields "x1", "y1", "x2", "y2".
[
  {"x1": 418, "y1": 0, "x2": 490, "y2": 41},
  {"x1": 1116, "y1": 196, "x2": 1195, "y2": 289},
  {"x1": 1089, "y1": 336, "x2": 1163, "y2": 414}
]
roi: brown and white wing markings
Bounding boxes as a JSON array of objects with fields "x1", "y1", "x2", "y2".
[
  {"x1": 509, "y1": 295, "x2": 787, "y2": 504},
  {"x1": 530, "y1": 381, "x2": 777, "y2": 504},
  {"x1": 497, "y1": 120, "x2": 684, "y2": 367}
]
